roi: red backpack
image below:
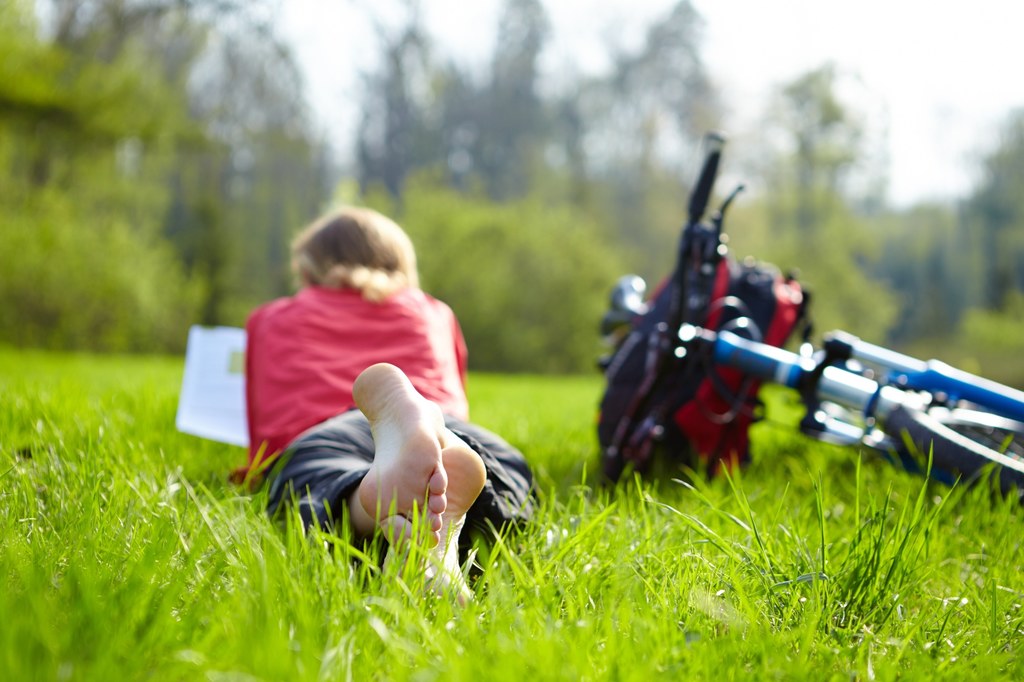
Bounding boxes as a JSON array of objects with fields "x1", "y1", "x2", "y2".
[{"x1": 597, "y1": 134, "x2": 809, "y2": 481}]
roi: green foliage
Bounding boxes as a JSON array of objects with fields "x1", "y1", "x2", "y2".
[
  {"x1": 879, "y1": 109, "x2": 1024, "y2": 354},
  {"x1": 3, "y1": 349, "x2": 1024, "y2": 680},
  {"x1": 921, "y1": 292, "x2": 1024, "y2": 388},
  {"x1": 0, "y1": 0, "x2": 327, "y2": 353},
  {"x1": 355, "y1": 0, "x2": 716, "y2": 210},
  {"x1": 726, "y1": 188, "x2": 897, "y2": 343},
  {"x1": 0, "y1": 191, "x2": 199, "y2": 352},
  {"x1": 367, "y1": 173, "x2": 626, "y2": 373},
  {"x1": 960, "y1": 291, "x2": 1024, "y2": 353},
  {"x1": 868, "y1": 205, "x2": 972, "y2": 342},
  {"x1": 967, "y1": 110, "x2": 1024, "y2": 310},
  {"x1": 0, "y1": 6, "x2": 201, "y2": 352},
  {"x1": 2, "y1": 0, "x2": 1019, "y2": 375}
]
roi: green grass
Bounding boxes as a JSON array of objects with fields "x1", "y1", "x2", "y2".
[{"x1": 2, "y1": 348, "x2": 1023, "y2": 681}]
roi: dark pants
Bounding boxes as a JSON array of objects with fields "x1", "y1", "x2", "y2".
[{"x1": 265, "y1": 409, "x2": 535, "y2": 552}]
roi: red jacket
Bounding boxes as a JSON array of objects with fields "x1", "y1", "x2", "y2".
[{"x1": 239, "y1": 286, "x2": 468, "y2": 480}]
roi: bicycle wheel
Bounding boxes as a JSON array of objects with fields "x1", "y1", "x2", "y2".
[{"x1": 884, "y1": 405, "x2": 1024, "y2": 497}]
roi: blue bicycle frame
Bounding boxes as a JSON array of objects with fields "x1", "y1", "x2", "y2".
[{"x1": 697, "y1": 323, "x2": 1024, "y2": 450}]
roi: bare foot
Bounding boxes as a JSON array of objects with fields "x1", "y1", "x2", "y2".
[
  {"x1": 353, "y1": 363, "x2": 449, "y2": 544},
  {"x1": 351, "y1": 363, "x2": 486, "y2": 601},
  {"x1": 425, "y1": 436, "x2": 487, "y2": 603}
]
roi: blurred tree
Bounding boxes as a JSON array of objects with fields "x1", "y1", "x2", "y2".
[
  {"x1": 723, "y1": 188, "x2": 897, "y2": 343},
  {"x1": 0, "y1": 0, "x2": 327, "y2": 352},
  {"x1": 569, "y1": 0, "x2": 720, "y2": 279},
  {"x1": 765, "y1": 64, "x2": 865, "y2": 234},
  {"x1": 723, "y1": 65, "x2": 897, "y2": 342},
  {"x1": 44, "y1": 0, "x2": 328, "y2": 312},
  {"x1": 355, "y1": 0, "x2": 553, "y2": 203},
  {"x1": 957, "y1": 291, "x2": 1024, "y2": 386},
  {"x1": 348, "y1": 0, "x2": 723, "y2": 368},
  {"x1": 353, "y1": 0, "x2": 715, "y2": 202},
  {"x1": 868, "y1": 205, "x2": 962, "y2": 342},
  {"x1": 0, "y1": 0, "x2": 200, "y2": 350},
  {"x1": 355, "y1": 0, "x2": 435, "y2": 199},
  {"x1": 367, "y1": 172, "x2": 626, "y2": 373},
  {"x1": 178, "y1": 17, "x2": 328, "y2": 313},
  {"x1": 877, "y1": 109, "x2": 1024, "y2": 355},
  {"x1": 603, "y1": 0, "x2": 717, "y2": 163},
  {"x1": 474, "y1": 0, "x2": 550, "y2": 199},
  {"x1": 966, "y1": 110, "x2": 1024, "y2": 311}
]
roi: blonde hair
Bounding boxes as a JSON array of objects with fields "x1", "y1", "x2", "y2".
[{"x1": 291, "y1": 207, "x2": 419, "y2": 302}]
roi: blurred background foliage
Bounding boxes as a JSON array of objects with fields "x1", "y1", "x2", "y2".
[{"x1": 1, "y1": 0, "x2": 1023, "y2": 382}]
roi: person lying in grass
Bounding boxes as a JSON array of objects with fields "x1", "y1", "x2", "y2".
[{"x1": 237, "y1": 206, "x2": 535, "y2": 602}]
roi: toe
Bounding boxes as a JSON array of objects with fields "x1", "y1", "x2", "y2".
[
  {"x1": 379, "y1": 515, "x2": 414, "y2": 545},
  {"x1": 381, "y1": 514, "x2": 441, "y2": 548},
  {"x1": 428, "y1": 509, "x2": 443, "y2": 533},
  {"x1": 427, "y1": 491, "x2": 447, "y2": 516},
  {"x1": 428, "y1": 468, "x2": 447, "y2": 495}
]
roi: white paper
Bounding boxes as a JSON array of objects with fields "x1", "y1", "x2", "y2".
[{"x1": 176, "y1": 325, "x2": 249, "y2": 447}]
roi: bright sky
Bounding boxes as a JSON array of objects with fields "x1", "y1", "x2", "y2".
[{"x1": 281, "y1": 0, "x2": 1024, "y2": 207}]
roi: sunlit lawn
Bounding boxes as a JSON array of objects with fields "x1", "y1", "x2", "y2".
[{"x1": 2, "y1": 348, "x2": 1023, "y2": 680}]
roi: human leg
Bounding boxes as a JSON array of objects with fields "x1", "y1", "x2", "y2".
[
  {"x1": 264, "y1": 409, "x2": 375, "y2": 530},
  {"x1": 265, "y1": 363, "x2": 533, "y2": 601}
]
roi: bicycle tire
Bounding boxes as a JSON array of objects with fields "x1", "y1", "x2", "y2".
[{"x1": 884, "y1": 405, "x2": 1024, "y2": 497}]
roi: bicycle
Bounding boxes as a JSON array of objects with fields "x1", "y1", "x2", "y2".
[{"x1": 599, "y1": 132, "x2": 1024, "y2": 496}]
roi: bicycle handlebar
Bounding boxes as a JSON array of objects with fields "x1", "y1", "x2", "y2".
[
  {"x1": 687, "y1": 131, "x2": 726, "y2": 225},
  {"x1": 700, "y1": 325, "x2": 925, "y2": 434},
  {"x1": 692, "y1": 321, "x2": 1024, "y2": 430}
]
